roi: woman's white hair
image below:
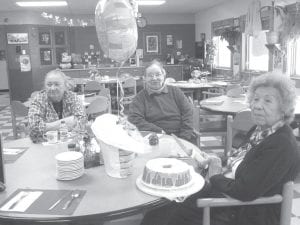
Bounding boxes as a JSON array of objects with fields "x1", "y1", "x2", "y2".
[
  {"x1": 247, "y1": 72, "x2": 297, "y2": 124},
  {"x1": 44, "y1": 69, "x2": 68, "y2": 88},
  {"x1": 145, "y1": 59, "x2": 166, "y2": 76}
]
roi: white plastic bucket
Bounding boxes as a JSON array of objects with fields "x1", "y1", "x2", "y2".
[{"x1": 99, "y1": 139, "x2": 134, "y2": 178}]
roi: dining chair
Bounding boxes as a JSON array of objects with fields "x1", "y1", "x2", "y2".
[
  {"x1": 202, "y1": 87, "x2": 224, "y2": 99},
  {"x1": 84, "y1": 80, "x2": 104, "y2": 95},
  {"x1": 202, "y1": 83, "x2": 243, "y2": 100},
  {"x1": 98, "y1": 87, "x2": 112, "y2": 113},
  {"x1": 121, "y1": 76, "x2": 137, "y2": 114},
  {"x1": 192, "y1": 103, "x2": 228, "y2": 158},
  {"x1": 197, "y1": 181, "x2": 294, "y2": 225},
  {"x1": 165, "y1": 77, "x2": 176, "y2": 83},
  {"x1": 226, "y1": 84, "x2": 244, "y2": 97},
  {"x1": 10, "y1": 100, "x2": 29, "y2": 139},
  {"x1": 86, "y1": 96, "x2": 110, "y2": 121}
]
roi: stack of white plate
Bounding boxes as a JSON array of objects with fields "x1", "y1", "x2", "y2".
[{"x1": 55, "y1": 151, "x2": 84, "y2": 180}]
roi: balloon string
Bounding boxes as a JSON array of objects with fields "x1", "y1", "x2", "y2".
[{"x1": 115, "y1": 61, "x2": 125, "y2": 121}]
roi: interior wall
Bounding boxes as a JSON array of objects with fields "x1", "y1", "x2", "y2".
[
  {"x1": 0, "y1": 26, "x2": 8, "y2": 90},
  {"x1": 0, "y1": 11, "x2": 194, "y2": 26},
  {"x1": 194, "y1": 0, "x2": 273, "y2": 41},
  {"x1": 69, "y1": 24, "x2": 195, "y2": 63}
]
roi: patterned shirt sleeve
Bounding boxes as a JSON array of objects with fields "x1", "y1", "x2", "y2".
[{"x1": 28, "y1": 91, "x2": 87, "y2": 143}]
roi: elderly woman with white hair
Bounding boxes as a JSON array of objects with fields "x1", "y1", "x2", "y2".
[
  {"x1": 28, "y1": 69, "x2": 86, "y2": 143},
  {"x1": 141, "y1": 72, "x2": 300, "y2": 225}
]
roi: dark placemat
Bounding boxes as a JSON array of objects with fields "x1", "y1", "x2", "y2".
[
  {"x1": 0, "y1": 189, "x2": 86, "y2": 215},
  {"x1": 3, "y1": 147, "x2": 28, "y2": 164}
]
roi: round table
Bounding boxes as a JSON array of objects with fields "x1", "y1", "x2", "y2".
[
  {"x1": 200, "y1": 95, "x2": 248, "y2": 115},
  {"x1": 0, "y1": 135, "x2": 201, "y2": 224},
  {"x1": 167, "y1": 81, "x2": 228, "y2": 101},
  {"x1": 200, "y1": 95, "x2": 300, "y2": 115}
]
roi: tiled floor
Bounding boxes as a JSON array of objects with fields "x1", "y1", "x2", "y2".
[{"x1": 0, "y1": 91, "x2": 299, "y2": 224}]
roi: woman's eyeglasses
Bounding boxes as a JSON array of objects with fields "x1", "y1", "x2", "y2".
[{"x1": 146, "y1": 73, "x2": 163, "y2": 79}]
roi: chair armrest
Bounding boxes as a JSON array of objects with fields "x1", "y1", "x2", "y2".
[{"x1": 197, "y1": 195, "x2": 283, "y2": 208}]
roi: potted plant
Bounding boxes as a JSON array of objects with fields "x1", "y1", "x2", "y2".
[
  {"x1": 260, "y1": 1, "x2": 286, "y2": 44},
  {"x1": 220, "y1": 26, "x2": 241, "y2": 48},
  {"x1": 280, "y1": 2, "x2": 300, "y2": 50}
]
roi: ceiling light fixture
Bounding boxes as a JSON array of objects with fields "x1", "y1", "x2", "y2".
[
  {"x1": 16, "y1": 1, "x2": 68, "y2": 7},
  {"x1": 137, "y1": 0, "x2": 166, "y2": 6}
]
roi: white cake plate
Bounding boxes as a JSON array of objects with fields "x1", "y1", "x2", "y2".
[{"x1": 136, "y1": 172, "x2": 205, "y2": 202}]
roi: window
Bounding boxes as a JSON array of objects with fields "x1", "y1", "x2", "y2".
[
  {"x1": 286, "y1": 38, "x2": 300, "y2": 76},
  {"x1": 245, "y1": 32, "x2": 269, "y2": 71},
  {"x1": 213, "y1": 36, "x2": 231, "y2": 68}
]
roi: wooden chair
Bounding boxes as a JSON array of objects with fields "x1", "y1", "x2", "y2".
[
  {"x1": 197, "y1": 181, "x2": 294, "y2": 225},
  {"x1": 193, "y1": 103, "x2": 228, "y2": 157},
  {"x1": 202, "y1": 83, "x2": 243, "y2": 99},
  {"x1": 121, "y1": 77, "x2": 137, "y2": 114},
  {"x1": 98, "y1": 87, "x2": 112, "y2": 113},
  {"x1": 202, "y1": 87, "x2": 224, "y2": 99},
  {"x1": 86, "y1": 96, "x2": 110, "y2": 121},
  {"x1": 84, "y1": 80, "x2": 104, "y2": 95},
  {"x1": 10, "y1": 101, "x2": 29, "y2": 139},
  {"x1": 165, "y1": 77, "x2": 176, "y2": 83}
]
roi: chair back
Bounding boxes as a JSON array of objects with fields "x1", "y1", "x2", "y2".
[
  {"x1": 226, "y1": 84, "x2": 244, "y2": 97},
  {"x1": 192, "y1": 103, "x2": 228, "y2": 156},
  {"x1": 226, "y1": 110, "x2": 254, "y2": 150},
  {"x1": 84, "y1": 80, "x2": 103, "y2": 93},
  {"x1": 86, "y1": 96, "x2": 110, "y2": 121},
  {"x1": 98, "y1": 87, "x2": 111, "y2": 112},
  {"x1": 11, "y1": 101, "x2": 29, "y2": 139},
  {"x1": 98, "y1": 87, "x2": 111, "y2": 99},
  {"x1": 11, "y1": 101, "x2": 28, "y2": 117},
  {"x1": 122, "y1": 77, "x2": 137, "y2": 97},
  {"x1": 197, "y1": 181, "x2": 294, "y2": 225},
  {"x1": 165, "y1": 77, "x2": 176, "y2": 83}
]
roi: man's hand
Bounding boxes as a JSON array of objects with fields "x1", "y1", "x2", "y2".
[{"x1": 63, "y1": 116, "x2": 76, "y2": 130}]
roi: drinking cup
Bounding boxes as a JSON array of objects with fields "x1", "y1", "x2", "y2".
[
  {"x1": 44, "y1": 131, "x2": 58, "y2": 144},
  {"x1": 77, "y1": 94, "x2": 85, "y2": 104}
]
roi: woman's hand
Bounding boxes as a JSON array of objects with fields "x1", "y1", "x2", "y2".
[
  {"x1": 193, "y1": 151, "x2": 211, "y2": 168},
  {"x1": 63, "y1": 116, "x2": 76, "y2": 130}
]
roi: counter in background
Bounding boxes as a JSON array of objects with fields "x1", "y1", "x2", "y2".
[{"x1": 61, "y1": 65, "x2": 183, "y2": 81}]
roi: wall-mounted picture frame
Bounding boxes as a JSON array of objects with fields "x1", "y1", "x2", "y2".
[
  {"x1": 39, "y1": 31, "x2": 51, "y2": 45},
  {"x1": 55, "y1": 31, "x2": 65, "y2": 45},
  {"x1": 40, "y1": 48, "x2": 52, "y2": 65},
  {"x1": 7, "y1": 33, "x2": 29, "y2": 44},
  {"x1": 166, "y1": 35, "x2": 173, "y2": 46},
  {"x1": 144, "y1": 32, "x2": 161, "y2": 55},
  {"x1": 55, "y1": 47, "x2": 67, "y2": 64}
]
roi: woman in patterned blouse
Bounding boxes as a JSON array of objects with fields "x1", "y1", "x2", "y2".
[{"x1": 28, "y1": 69, "x2": 86, "y2": 143}]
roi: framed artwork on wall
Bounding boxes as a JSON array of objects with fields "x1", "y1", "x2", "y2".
[
  {"x1": 39, "y1": 31, "x2": 51, "y2": 45},
  {"x1": 55, "y1": 31, "x2": 65, "y2": 45},
  {"x1": 166, "y1": 35, "x2": 173, "y2": 46},
  {"x1": 7, "y1": 33, "x2": 29, "y2": 44},
  {"x1": 40, "y1": 48, "x2": 52, "y2": 65},
  {"x1": 144, "y1": 32, "x2": 161, "y2": 55},
  {"x1": 56, "y1": 47, "x2": 67, "y2": 64}
]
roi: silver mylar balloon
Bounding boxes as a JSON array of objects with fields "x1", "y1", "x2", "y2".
[{"x1": 95, "y1": 0, "x2": 138, "y2": 63}]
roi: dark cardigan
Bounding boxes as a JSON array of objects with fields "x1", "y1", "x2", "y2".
[{"x1": 210, "y1": 124, "x2": 300, "y2": 225}]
